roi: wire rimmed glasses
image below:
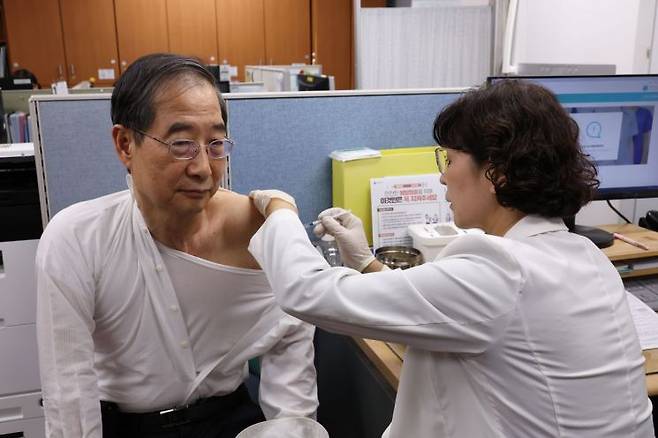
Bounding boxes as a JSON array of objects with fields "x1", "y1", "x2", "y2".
[
  {"x1": 435, "y1": 146, "x2": 449, "y2": 173},
  {"x1": 133, "y1": 128, "x2": 234, "y2": 160}
]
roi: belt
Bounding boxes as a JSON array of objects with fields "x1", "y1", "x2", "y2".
[{"x1": 101, "y1": 384, "x2": 251, "y2": 431}]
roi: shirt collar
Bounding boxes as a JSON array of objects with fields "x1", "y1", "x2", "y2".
[
  {"x1": 125, "y1": 173, "x2": 134, "y2": 195},
  {"x1": 504, "y1": 215, "x2": 568, "y2": 240}
]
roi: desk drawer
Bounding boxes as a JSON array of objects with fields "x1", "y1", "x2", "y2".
[
  {"x1": 0, "y1": 416, "x2": 45, "y2": 438},
  {"x1": 0, "y1": 325, "x2": 40, "y2": 394},
  {"x1": 0, "y1": 240, "x2": 38, "y2": 327},
  {"x1": 0, "y1": 391, "x2": 44, "y2": 438}
]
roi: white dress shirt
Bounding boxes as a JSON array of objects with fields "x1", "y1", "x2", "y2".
[
  {"x1": 249, "y1": 210, "x2": 653, "y2": 438},
  {"x1": 36, "y1": 190, "x2": 318, "y2": 438}
]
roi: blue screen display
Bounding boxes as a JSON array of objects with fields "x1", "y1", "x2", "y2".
[{"x1": 490, "y1": 75, "x2": 658, "y2": 200}]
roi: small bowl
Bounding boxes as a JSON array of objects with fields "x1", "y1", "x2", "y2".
[{"x1": 374, "y1": 246, "x2": 424, "y2": 270}]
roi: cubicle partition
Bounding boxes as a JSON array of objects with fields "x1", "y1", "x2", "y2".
[
  {"x1": 32, "y1": 89, "x2": 464, "y2": 225},
  {"x1": 4, "y1": 88, "x2": 114, "y2": 114},
  {"x1": 30, "y1": 88, "x2": 465, "y2": 438}
]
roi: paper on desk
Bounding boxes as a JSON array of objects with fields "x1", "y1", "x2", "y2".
[{"x1": 626, "y1": 291, "x2": 658, "y2": 350}]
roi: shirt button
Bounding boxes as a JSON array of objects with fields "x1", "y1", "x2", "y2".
[
  {"x1": 155, "y1": 265, "x2": 163, "y2": 272},
  {"x1": 169, "y1": 305, "x2": 179, "y2": 312},
  {"x1": 180, "y1": 340, "x2": 189, "y2": 349}
]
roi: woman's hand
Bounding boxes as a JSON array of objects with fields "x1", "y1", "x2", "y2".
[
  {"x1": 249, "y1": 190, "x2": 298, "y2": 217},
  {"x1": 313, "y1": 208, "x2": 380, "y2": 272}
]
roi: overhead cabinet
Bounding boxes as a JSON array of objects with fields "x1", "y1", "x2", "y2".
[
  {"x1": 167, "y1": 0, "x2": 219, "y2": 65},
  {"x1": 4, "y1": 0, "x2": 118, "y2": 87},
  {"x1": 312, "y1": 0, "x2": 353, "y2": 90},
  {"x1": 59, "y1": 0, "x2": 119, "y2": 87},
  {"x1": 2, "y1": 0, "x2": 353, "y2": 89},
  {"x1": 114, "y1": 0, "x2": 169, "y2": 73},
  {"x1": 3, "y1": 0, "x2": 67, "y2": 86},
  {"x1": 216, "y1": 0, "x2": 266, "y2": 80},
  {"x1": 263, "y1": 0, "x2": 311, "y2": 65}
]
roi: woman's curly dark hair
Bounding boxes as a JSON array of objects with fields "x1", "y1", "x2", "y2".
[{"x1": 433, "y1": 79, "x2": 599, "y2": 218}]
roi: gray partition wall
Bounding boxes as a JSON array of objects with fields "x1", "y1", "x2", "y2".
[
  {"x1": 32, "y1": 89, "x2": 464, "y2": 224},
  {"x1": 226, "y1": 90, "x2": 463, "y2": 224},
  {"x1": 32, "y1": 95, "x2": 119, "y2": 222}
]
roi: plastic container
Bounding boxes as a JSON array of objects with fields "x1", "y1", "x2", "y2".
[
  {"x1": 407, "y1": 222, "x2": 466, "y2": 262},
  {"x1": 236, "y1": 417, "x2": 329, "y2": 438}
]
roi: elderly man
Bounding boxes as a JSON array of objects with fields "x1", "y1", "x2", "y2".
[{"x1": 36, "y1": 53, "x2": 318, "y2": 438}]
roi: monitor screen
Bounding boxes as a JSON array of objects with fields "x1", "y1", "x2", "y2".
[
  {"x1": 297, "y1": 73, "x2": 330, "y2": 91},
  {"x1": 0, "y1": 77, "x2": 34, "y2": 90},
  {"x1": 489, "y1": 75, "x2": 658, "y2": 201}
]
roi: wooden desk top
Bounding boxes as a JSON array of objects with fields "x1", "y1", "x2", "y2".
[
  {"x1": 358, "y1": 338, "x2": 658, "y2": 395},
  {"x1": 599, "y1": 224, "x2": 658, "y2": 277},
  {"x1": 357, "y1": 224, "x2": 658, "y2": 396}
]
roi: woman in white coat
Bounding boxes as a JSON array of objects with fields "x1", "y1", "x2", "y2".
[{"x1": 248, "y1": 80, "x2": 654, "y2": 437}]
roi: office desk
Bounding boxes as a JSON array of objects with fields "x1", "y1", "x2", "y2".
[
  {"x1": 599, "y1": 224, "x2": 658, "y2": 278},
  {"x1": 357, "y1": 224, "x2": 658, "y2": 395}
]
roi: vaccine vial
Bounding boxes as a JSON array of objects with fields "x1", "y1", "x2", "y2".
[{"x1": 317, "y1": 234, "x2": 342, "y2": 266}]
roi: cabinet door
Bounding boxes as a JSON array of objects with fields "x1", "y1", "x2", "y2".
[
  {"x1": 167, "y1": 0, "x2": 218, "y2": 65},
  {"x1": 263, "y1": 0, "x2": 311, "y2": 65},
  {"x1": 59, "y1": 0, "x2": 119, "y2": 87},
  {"x1": 216, "y1": 0, "x2": 265, "y2": 81},
  {"x1": 3, "y1": 0, "x2": 67, "y2": 86},
  {"x1": 115, "y1": 0, "x2": 169, "y2": 73},
  {"x1": 312, "y1": 0, "x2": 353, "y2": 89}
]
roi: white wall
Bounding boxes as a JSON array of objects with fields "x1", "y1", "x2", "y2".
[
  {"x1": 507, "y1": 0, "x2": 658, "y2": 225},
  {"x1": 355, "y1": 3, "x2": 493, "y2": 89},
  {"x1": 577, "y1": 198, "x2": 658, "y2": 227},
  {"x1": 353, "y1": 0, "x2": 658, "y2": 226},
  {"x1": 507, "y1": 0, "x2": 655, "y2": 74}
]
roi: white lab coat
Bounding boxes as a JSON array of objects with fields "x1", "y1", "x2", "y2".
[{"x1": 249, "y1": 210, "x2": 653, "y2": 437}]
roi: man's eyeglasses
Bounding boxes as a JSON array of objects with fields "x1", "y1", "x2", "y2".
[
  {"x1": 133, "y1": 128, "x2": 234, "y2": 160},
  {"x1": 435, "y1": 147, "x2": 449, "y2": 174}
]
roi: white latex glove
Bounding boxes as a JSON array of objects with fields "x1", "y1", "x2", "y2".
[
  {"x1": 249, "y1": 189, "x2": 297, "y2": 216},
  {"x1": 313, "y1": 208, "x2": 375, "y2": 272}
]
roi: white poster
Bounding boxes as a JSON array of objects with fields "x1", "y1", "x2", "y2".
[{"x1": 370, "y1": 173, "x2": 450, "y2": 249}]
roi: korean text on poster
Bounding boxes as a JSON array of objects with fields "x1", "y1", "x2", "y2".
[{"x1": 370, "y1": 173, "x2": 450, "y2": 249}]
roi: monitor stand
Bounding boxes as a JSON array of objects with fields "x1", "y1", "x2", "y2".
[{"x1": 563, "y1": 216, "x2": 614, "y2": 249}]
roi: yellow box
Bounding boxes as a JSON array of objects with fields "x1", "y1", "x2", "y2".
[{"x1": 332, "y1": 146, "x2": 439, "y2": 245}]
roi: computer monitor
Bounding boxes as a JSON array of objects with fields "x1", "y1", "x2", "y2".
[
  {"x1": 489, "y1": 75, "x2": 658, "y2": 248},
  {"x1": 0, "y1": 77, "x2": 34, "y2": 90},
  {"x1": 205, "y1": 64, "x2": 230, "y2": 93},
  {"x1": 297, "y1": 73, "x2": 330, "y2": 91}
]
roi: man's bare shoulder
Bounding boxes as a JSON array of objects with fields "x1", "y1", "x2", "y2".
[{"x1": 210, "y1": 189, "x2": 265, "y2": 242}]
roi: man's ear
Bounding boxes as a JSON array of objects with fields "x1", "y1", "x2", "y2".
[{"x1": 112, "y1": 124, "x2": 134, "y2": 172}]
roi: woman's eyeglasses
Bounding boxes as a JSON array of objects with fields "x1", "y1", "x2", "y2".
[{"x1": 435, "y1": 147, "x2": 449, "y2": 173}]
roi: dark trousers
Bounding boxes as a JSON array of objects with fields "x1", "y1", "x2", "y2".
[{"x1": 101, "y1": 384, "x2": 265, "y2": 438}]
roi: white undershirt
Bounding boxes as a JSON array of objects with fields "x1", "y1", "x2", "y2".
[{"x1": 156, "y1": 242, "x2": 274, "y2": 397}]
